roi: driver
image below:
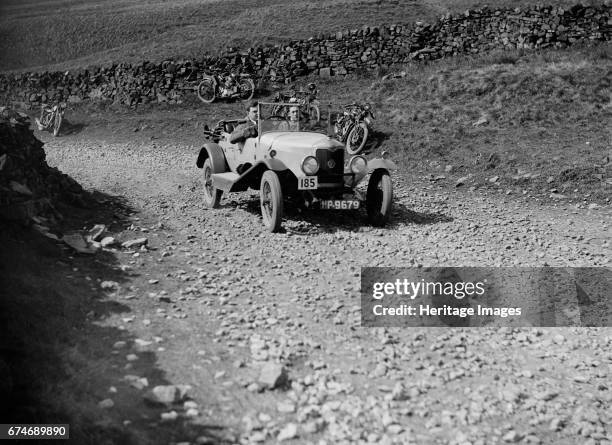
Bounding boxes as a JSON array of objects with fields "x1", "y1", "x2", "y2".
[{"x1": 229, "y1": 101, "x2": 258, "y2": 143}]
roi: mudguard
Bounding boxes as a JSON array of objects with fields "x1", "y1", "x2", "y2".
[
  {"x1": 196, "y1": 142, "x2": 228, "y2": 172},
  {"x1": 368, "y1": 158, "x2": 398, "y2": 173},
  {"x1": 228, "y1": 159, "x2": 288, "y2": 192}
]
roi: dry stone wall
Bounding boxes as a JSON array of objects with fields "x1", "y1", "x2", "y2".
[{"x1": 0, "y1": 3, "x2": 609, "y2": 107}]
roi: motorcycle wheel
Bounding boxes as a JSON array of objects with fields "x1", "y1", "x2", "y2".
[
  {"x1": 41, "y1": 111, "x2": 52, "y2": 129},
  {"x1": 197, "y1": 78, "x2": 216, "y2": 104},
  {"x1": 346, "y1": 122, "x2": 369, "y2": 155},
  {"x1": 238, "y1": 78, "x2": 255, "y2": 101},
  {"x1": 52, "y1": 112, "x2": 62, "y2": 137}
]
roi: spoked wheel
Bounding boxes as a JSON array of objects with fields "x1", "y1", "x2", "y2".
[
  {"x1": 52, "y1": 111, "x2": 62, "y2": 136},
  {"x1": 366, "y1": 169, "x2": 393, "y2": 226},
  {"x1": 38, "y1": 109, "x2": 52, "y2": 130},
  {"x1": 238, "y1": 78, "x2": 255, "y2": 101},
  {"x1": 202, "y1": 158, "x2": 222, "y2": 208},
  {"x1": 346, "y1": 122, "x2": 369, "y2": 155},
  {"x1": 197, "y1": 77, "x2": 216, "y2": 104},
  {"x1": 260, "y1": 170, "x2": 283, "y2": 232}
]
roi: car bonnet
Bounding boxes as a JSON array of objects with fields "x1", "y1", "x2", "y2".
[{"x1": 259, "y1": 132, "x2": 344, "y2": 154}]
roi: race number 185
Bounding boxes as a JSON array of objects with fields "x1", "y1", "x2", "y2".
[
  {"x1": 0, "y1": 424, "x2": 69, "y2": 440},
  {"x1": 298, "y1": 176, "x2": 317, "y2": 190}
]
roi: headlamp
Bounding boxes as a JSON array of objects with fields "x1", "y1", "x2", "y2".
[
  {"x1": 301, "y1": 156, "x2": 319, "y2": 175},
  {"x1": 349, "y1": 156, "x2": 367, "y2": 174}
]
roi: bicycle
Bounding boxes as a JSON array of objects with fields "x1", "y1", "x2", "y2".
[{"x1": 35, "y1": 102, "x2": 66, "y2": 137}]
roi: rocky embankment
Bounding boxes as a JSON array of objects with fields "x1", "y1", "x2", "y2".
[{"x1": 0, "y1": 107, "x2": 87, "y2": 227}]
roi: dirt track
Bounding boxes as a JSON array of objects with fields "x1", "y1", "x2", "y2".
[{"x1": 34, "y1": 115, "x2": 612, "y2": 444}]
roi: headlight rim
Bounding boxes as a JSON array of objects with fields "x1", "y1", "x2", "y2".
[
  {"x1": 301, "y1": 155, "x2": 319, "y2": 176},
  {"x1": 349, "y1": 155, "x2": 367, "y2": 174}
]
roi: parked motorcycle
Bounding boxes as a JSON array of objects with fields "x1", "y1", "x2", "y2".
[
  {"x1": 197, "y1": 71, "x2": 255, "y2": 104},
  {"x1": 334, "y1": 103, "x2": 374, "y2": 155},
  {"x1": 35, "y1": 102, "x2": 66, "y2": 137},
  {"x1": 272, "y1": 83, "x2": 320, "y2": 123}
]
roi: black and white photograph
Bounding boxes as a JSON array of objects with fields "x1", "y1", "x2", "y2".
[{"x1": 0, "y1": 0, "x2": 610, "y2": 444}]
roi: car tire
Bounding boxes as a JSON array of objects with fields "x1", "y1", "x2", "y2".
[
  {"x1": 346, "y1": 122, "x2": 369, "y2": 155},
  {"x1": 202, "y1": 158, "x2": 222, "y2": 208},
  {"x1": 260, "y1": 170, "x2": 283, "y2": 232},
  {"x1": 366, "y1": 169, "x2": 393, "y2": 226}
]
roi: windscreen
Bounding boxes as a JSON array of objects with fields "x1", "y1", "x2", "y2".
[{"x1": 258, "y1": 102, "x2": 328, "y2": 135}]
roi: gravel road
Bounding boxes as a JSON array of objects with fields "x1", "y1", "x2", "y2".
[{"x1": 39, "y1": 127, "x2": 611, "y2": 445}]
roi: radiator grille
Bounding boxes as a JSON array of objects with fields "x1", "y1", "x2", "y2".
[{"x1": 315, "y1": 148, "x2": 344, "y2": 179}]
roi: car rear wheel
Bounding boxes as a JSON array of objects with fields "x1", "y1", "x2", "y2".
[
  {"x1": 366, "y1": 169, "x2": 393, "y2": 226},
  {"x1": 260, "y1": 170, "x2": 283, "y2": 232},
  {"x1": 202, "y1": 158, "x2": 222, "y2": 208}
]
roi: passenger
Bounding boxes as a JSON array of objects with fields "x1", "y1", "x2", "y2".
[{"x1": 278, "y1": 106, "x2": 301, "y2": 131}]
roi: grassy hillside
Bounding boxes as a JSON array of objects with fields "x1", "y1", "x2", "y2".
[
  {"x1": 0, "y1": 0, "x2": 602, "y2": 72},
  {"x1": 343, "y1": 45, "x2": 611, "y2": 201}
]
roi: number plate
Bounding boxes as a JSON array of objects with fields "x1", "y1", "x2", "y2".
[
  {"x1": 298, "y1": 176, "x2": 318, "y2": 190},
  {"x1": 320, "y1": 200, "x2": 360, "y2": 210}
]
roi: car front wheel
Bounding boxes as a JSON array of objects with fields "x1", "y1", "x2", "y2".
[
  {"x1": 202, "y1": 158, "x2": 222, "y2": 208},
  {"x1": 260, "y1": 170, "x2": 283, "y2": 232},
  {"x1": 366, "y1": 169, "x2": 393, "y2": 226}
]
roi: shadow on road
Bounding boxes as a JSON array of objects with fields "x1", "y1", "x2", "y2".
[
  {"x1": 238, "y1": 196, "x2": 453, "y2": 234},
  {"x1": 391, "y1": 202, "x2": 454, "y2": 226},
  {"x1": 0, "y1": 192, "x2": 232, "y2": 445},
  {"x1": 59, "y1": 119, "x2": 88, "y2": 136}
]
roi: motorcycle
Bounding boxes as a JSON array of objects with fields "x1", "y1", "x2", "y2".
[
  {"x1": 334, "y1": 103, "x2": 374, "y2": 155},
  {"x1": 35, "y1": 102, "x2": 66, "y2": 137},
  {"x1": 197, "y1": 71, "x2": 255, "y2": 104},
  {"x1": 271, "y1": 82, "x2": 320, "y2": 123}
]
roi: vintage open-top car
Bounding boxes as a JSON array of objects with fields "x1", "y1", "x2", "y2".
[{"x1": 195, "y1": 102, "x2": 396, "y2": 232}]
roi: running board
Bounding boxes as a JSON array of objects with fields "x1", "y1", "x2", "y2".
[
  {"x1": 212, "y1": 172, "x2": 241, "y2": 193},
  {"x1": 212, "y1": 163, "x2": 266, "y2": 193}
]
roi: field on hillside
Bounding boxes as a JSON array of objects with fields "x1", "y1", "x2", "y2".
[
  {"x1": 323, "y1": 45, "x2": 611, "y2": 201},
  {"x1": 0, "y1": 0, "x2": 603, "y2": 72}
]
